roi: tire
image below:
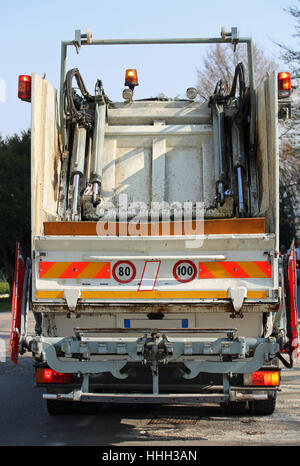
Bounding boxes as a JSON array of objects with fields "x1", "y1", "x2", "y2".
[
  {"x1": 221, "y1": 401, "x2": 248, "y2": 415},
  {"x1": 249, "y1": 394, "x2": 276, "y2": 415},
  {"x1": 46, "y1": 399, "x2": 74, "y2": 415}
]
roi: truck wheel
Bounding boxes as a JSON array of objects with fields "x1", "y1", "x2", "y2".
[
  {"x1": 46, "y1": 399, "x2": 74, "y2": 415},
  {"x1": 249, "y1": 394, "x2": 276, "y2": 415},
  {"x1": 221, "y1": 401, "x2": 248, "y2": 415}
]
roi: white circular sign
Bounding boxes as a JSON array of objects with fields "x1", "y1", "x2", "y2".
[
  {"x1": 173, "y1": 260, "x2": 197, "y2": 283},
  {"x1": 112, "y1": 261, "x2": 136, "y2": 284}
]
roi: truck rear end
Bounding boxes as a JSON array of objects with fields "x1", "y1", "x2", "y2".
[{"x1": 12, "y1": 28, "x2": 298, "y2": 415}]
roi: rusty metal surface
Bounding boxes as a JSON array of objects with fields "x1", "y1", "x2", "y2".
[
  {"x1": 74, "y1": 327, "x2": 238, "y2": 334},
  {"x1": 44, "y1": 392, "x2": 230, "y2": 404},
  {"x1": 32, "y1": 302, "x2": 279, "y2": 314}
]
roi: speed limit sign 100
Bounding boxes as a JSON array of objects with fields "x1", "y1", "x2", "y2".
[
  {"x1": 173, "y1": 260, "x2": 197, "y2": 283},
  {"x1": 112, "y1": 261, "x2": 136, "y2": 284}
]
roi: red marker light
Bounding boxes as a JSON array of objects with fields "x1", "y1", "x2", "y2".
[
  {"x1": 18, "y1": 75, "x2": 31, "y2": 102},
  {"x1": 36, "y1": 368, "x2": 72, "y2": 384},
  {"x1": 278, "y1": 72, "x2": 291, "y2": 99}
]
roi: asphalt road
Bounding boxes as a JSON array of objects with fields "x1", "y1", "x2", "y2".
[{"x1": 0, "y1": 310, "x2": 299, "y2": 447}]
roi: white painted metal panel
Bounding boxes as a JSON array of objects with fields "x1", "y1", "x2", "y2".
[
  {"x1": 114, "y1": 146, "x2": 151, "y2": 205},
  {"x1": 107, "y1": 100, "x2": 211, "y2": 125},
  {"x1": 100, "y1": 101, "x2": 224, "y2": 216},
  {"x1": 256, "y1": 72, "x2": 279, "y2": 233},
  {"x1": 165, "y1": 146, "x2": 202, "y2": 204},
  {"x1": 31, "y1": 73, "x2": 61, "y2": 236},
  {"x1": 42, "y1": 312, "x2": 262, "y2": 338},
  {"x1": 33, "y1": 234, "x2": 276, "y2": 305}
]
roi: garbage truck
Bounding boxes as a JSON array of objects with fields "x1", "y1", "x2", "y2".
[{"x1": 10, "y1": 27, "x2": 298, "y2": 415}]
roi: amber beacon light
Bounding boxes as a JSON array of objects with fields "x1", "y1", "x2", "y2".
[
  {"x1": 278, "y1": 72, "x2": 291, "y2": 99},
  {"x1": 18, "y1": 75, "x2": 31, "y2": 102},
  {"x1": 125, "y1": 69, "x2": 139, "y2": 89}
]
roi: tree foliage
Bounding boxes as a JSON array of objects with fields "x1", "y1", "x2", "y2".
[
  {"x1": 277, "y1": 2, "x2": 300, "y2": 77},
  {"x1": 196, "y1": 42, "x2": 278, "y2": 99},
  {"x1": 279, "y1": 182, "x2": 297, "y2": 248},
  {"x1": 0, "y1": 131, "x2": 31, "y2": 290},
  {"x1": 277, "y1": 2, "x2": 300, "y2": 245}
]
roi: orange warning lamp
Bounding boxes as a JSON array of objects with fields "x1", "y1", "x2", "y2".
[
  {"x1": 278, "y1": 72, "x2": 291, "y2": 99},
  {"x1": 125, "y1": 69, "x2": 139, "y2": 89}
]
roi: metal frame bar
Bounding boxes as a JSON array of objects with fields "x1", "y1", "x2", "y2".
[
  {"x1": 59, "y1": 28, "x2": 256, "y2": 150},
  {"x1": 42, "y1": 390, "x2": 270, "y2": 404},
  {"x1": 43, "y1": 392, "x2": 231, "y2": 404}
]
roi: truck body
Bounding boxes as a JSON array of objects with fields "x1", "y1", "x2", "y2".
[{"x1": 11, "y1": 28, "x2": 298, "y2": 415}]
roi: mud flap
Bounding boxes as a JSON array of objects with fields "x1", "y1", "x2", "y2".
[
  {"x1": 9, "y1": 243, "x2": 32, "y2": 364},
  {"x1": 20, "y1": 257, "x2": 32, "y2": 339},
  {"x1": 282, "y1": 241, "x2": 299, "y2": 365},
  {"x1": 9, "y1": 243, "x2": 25, "y2": 363}
]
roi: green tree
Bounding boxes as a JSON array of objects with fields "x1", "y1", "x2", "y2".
[
  {"x1": 0, "y1": 131, "x2": 31, "y2": 292},
  {"x1": 277, "y1": 2, "x2": 300, "y2": 77},
  {"x1": 279, "y1": 182, "x2": 296, "y2": 249}
]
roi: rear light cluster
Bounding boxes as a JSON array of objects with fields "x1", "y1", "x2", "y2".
[
  {"x1": 244, "y1": 370, "x2": 280, "y2": 387},
  {"x1": 278, "y1": 72, "x2": 291, "y2": 99},
  {"x1": 36, "y1": 368, "x2": 72, "y2": 384},
  {"x1": 18, "y1": 75, "x2": 31, "y2": 102}
]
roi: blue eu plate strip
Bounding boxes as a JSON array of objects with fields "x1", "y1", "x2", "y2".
[
  {"x1": 124, "y1": 319, "x2": 131, "y2": 329},
  {"x1": 182, "y1": 319, "x2": 188, "y2": 328}
]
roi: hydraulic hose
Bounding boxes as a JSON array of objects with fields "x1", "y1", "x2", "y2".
[
  {"x1": 64, "y1": 68, "x2": 107, "y2": 129},
  {"x1": 228, "y1": 62, "x2": 246, "y2": 102}
]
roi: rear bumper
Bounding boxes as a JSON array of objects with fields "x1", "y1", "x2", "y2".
[
  {"x1": 43, "y1": 391, "x2": 273, "y2": 404},
  {"x1": 26, "y1": 327, "x2": 280, "y2": 404}
]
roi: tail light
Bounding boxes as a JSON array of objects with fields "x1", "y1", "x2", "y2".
[
  {"x1": 278, "y1": 72, "x2": 291, "y2": 99},
  {"x1": 244, "y1": 370, "x2": 280, "y2": 386},
  {"x1": 18, "y1": 75, "x2": 31, "y2": 102},
  {"x1": 36, "y1": 368, "x2": 72, "y2": 384}
]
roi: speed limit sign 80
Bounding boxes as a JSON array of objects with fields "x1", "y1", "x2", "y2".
[
  {"x1": 173, "y1": 260, "x2": 197, "y2": 283},
  {"x1": 112, "y1": 261, "x2": 136, "y2": 284}
]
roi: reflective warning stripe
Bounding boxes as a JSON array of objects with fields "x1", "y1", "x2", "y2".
[
  {"x1": 38, "y1": 261, "x2": 271, "y2": 280},
  {"x1": 39, "y1": 262, "x2": 111, "y2": 279},
  {"x1": 198, "y1": 261, "x2": 271, "y2": 279},
  {"x1": 35, "y1": 290, "x2": 269, "y2": 300}
]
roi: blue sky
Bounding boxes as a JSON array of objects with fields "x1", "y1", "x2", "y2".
[{"x1": 0, "y1": 0, "x2": 297, "y2": 137}]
